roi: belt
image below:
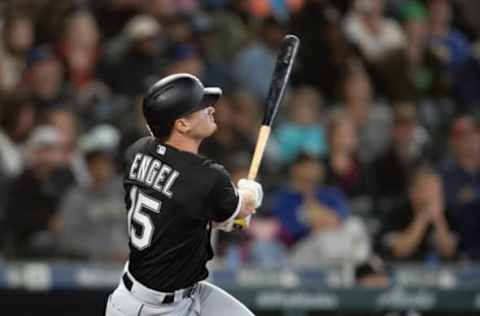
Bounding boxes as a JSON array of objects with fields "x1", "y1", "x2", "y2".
[{"x1": 122, "y1": 273, "x2": 197, "y2": 305}]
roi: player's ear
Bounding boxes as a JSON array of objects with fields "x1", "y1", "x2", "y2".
[{"x1": 175, "y1": 118, "x2": 190, "y2": 134}]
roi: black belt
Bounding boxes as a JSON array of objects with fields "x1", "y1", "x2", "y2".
[{"x1": 122, "y1": 273, "x2": 197, "y2": 304}]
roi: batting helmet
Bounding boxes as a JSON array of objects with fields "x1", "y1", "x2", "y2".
[{"x1": 143, "y1": 73, "x2": 222, "y2": 138}]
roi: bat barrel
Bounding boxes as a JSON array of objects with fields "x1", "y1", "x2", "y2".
[{"x1": 262, "y1": 34, "x2": 300, "y2": 126}]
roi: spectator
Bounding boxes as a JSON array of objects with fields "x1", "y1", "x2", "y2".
[
  {"x1": 378, "y1": 166, "x2": 457, "y2": 261},
  {"x1": 0, "y1": 94, "x2": 35, "y2": 179},
  {"x1": 323, "y1": 111, "x2": 371, "y2": 212},
  {"x1": 274, "y1": 86, "x2": 327, "y2": 165},
  {"x1": 271, "y1": 153, "x2": 349, "y2": 246},
  {"x1": 441, "y1": 115, "x2": 480, "y2": 259},
  {"x1": 58, "y1": 10, "x2": 101, "y2": 91},
  {"x1": 233, "y1": 16, "x2": 286, "y2": 101},
  {"x1": 163, "y1": 44, "x2": 205, "y2": 79},
  {"x1": 426, "y1": 0, "x2": 480, "y2": 108},
  {"x1": 143, "y1": 0, "x2": 179, "y2": 23},
  {"x1": 289, "y1": 206, "x2": 370, "y2": 266},
  {"x1": 72, "y1": 78, "x2": 122, "y2": 131},
  {"x1": 291, "y1": 3, "x2": 357, "y2": 102},
  {"x1": 373, "y1": 102, "x2": 429, "y2": 214},
  {"x1": 45, "y1": 108, "x2": 77, "y2": 145},
  {"x1": 57, "y1": 125, "x2": 127, "y2": 261},
  {"x1": 228, "y1": 91, "x2": 284, "y2": 175},
  {"x1": 0, "y1": 10, "x2": 34, "y2": 93},
  {"x1": 247, "y1": 212, "x2": 288, "y2": 268},
  {"x1": 0, "y1": 95, "x2": 35, "y2": 242},
  {"x1": 43, "y1": 109, "x2": 89, "y2": 185},
  {"x1": 164, "y1": 14, "x2": 195, "y2": 48},
  {"x1": 3, "y1": 126, "x2": 75, "y2": 258},
  {"x1": 339, "y1": 68, "x2": 391, "y2": 162},
  {"x1": 428, "y1": 0, "x2": 471, "y2": 73},
  {"x1": 231, "y1": 91, "x2": 261, "y2": 144},
  {"x1": 344, "y1": 0, "x2": 405, "y2": 63},
  {"x1": 99, "y1": 15, "x2": 163, "y2": 97},
  {"x1": 44, "y1": 109, "x2": 78, "y2": 156},
  {"x1": 289, "y1": 177, "x2": 370, "y2": 266},
  {"x1": 25, "y1": 46, "x2": 68, "y2": 114},
  {"x1": 192, "y1": 13, "x2": 235, "y2": 91},
  {"x1": 377, "y1": 0, "x2": 447, "y2": 102},
  {"x1": 203, "y1": 1, "x2": 251, "y2": 61}
]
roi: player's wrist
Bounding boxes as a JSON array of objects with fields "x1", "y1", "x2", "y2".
[
  {"x1": 237, "y1": 179, "x2": 263, "y2": 209},
  {"x1": 237, "y1": 188, "x2": 256, "y2": 218}
]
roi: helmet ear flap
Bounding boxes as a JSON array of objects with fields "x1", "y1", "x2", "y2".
[{"x1": 146, "y1": 119, "x2": 176, "y2": 140}]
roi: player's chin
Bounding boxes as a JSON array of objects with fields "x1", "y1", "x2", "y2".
[
  {"x1": 208, "y1": 122, "x2": 218, "y2": 135},
  {"x1": 202, "y1": 125, "x2": 217, "y2": 139}
]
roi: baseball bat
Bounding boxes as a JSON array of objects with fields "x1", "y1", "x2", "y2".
[{"x1": 234, "y1": 34, "x2": 300, "y2": 229}]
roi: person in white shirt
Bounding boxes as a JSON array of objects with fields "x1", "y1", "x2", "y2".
[{"x1": 344, "y1": 0, "x2": 406, "y2": 62}]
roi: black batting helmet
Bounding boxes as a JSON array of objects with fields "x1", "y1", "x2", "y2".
[{"x1": 142, "y1": 73, "x2": 222, "y2": 138}]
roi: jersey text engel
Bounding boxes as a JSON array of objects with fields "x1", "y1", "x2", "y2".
[{"x1": 128, "y1": 153, "x2": 179, "y2": 198}]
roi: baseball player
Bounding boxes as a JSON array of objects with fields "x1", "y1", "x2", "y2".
[{"x1": 105, "y1": 73, "x2": 262, "y2": 316}]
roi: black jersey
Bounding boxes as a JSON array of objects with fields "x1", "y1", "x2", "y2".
[{"x1": 123, "y1": 137, "x2": 239, "y2": 291}]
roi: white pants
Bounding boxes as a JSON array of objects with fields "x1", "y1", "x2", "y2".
[{"x1": 105, "y1": 280, "x2": 255, "y2": 316}]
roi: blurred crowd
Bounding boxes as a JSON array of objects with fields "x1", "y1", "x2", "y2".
[{"x1": 0, "y1": 0, "x2": 479, "y2": 275}]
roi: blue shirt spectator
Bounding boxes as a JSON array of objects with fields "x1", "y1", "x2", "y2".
[
  {"x1": 272, "y1": 186, "x2": 349, "y2": 244},
  {"x1": 428, "y1": 0, "x2": 472, "y2": 78},
  {"x1": 430, "y1": 30, "x2": 471, "y2": 72},
  {"x1": 271, "y1": 153, "x2": 349, "y2": 245},
  {"x1": 442, "y1": 163, "x2": 480, "y2": 259},
  {"x1": 440, "y1": 115, "x2": 480, "y2": 259},
  {"x1": 442, "y1": 162, "x2": 480, "y2": 212},
  {"x1": 427, "y1": 0, "x2": 480, "y2": 107}
]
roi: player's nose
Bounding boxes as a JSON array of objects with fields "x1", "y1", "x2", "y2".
[{"x1": 207, "y1": 106, "x2": 215, "y2": 115}]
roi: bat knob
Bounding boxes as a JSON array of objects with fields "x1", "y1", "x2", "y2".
[{"x1": 233, "y1": 218, "x2": 249, "y2": 230}]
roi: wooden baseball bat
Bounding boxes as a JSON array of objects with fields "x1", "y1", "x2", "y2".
[{"x1": 234, "y1": 35, "x2": 300, "y2": 229}]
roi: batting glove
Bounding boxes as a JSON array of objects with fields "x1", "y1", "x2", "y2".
[{"x1": 237, "y1": 179, "x2": 263, "y2": 209}]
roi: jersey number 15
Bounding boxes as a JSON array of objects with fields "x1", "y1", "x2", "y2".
[{"x1": 127, "y1": 186, "x2": 161, "y2": 250}]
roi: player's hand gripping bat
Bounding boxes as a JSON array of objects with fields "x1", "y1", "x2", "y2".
[{"x1": 233, "y1": 35, "x2": 300, "y2": 229}]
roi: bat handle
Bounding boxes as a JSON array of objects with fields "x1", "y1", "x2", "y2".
[
  {"x1": 247, "y1": 125, "x2": 271, "y2": 180},
  {"x1": 233, "y1": 125, "x2": 271, "y2": 230}
]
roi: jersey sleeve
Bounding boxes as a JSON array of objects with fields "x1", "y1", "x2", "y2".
[{"x1": 206, "y1": 162, "x2": 240, "y2": 223}]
